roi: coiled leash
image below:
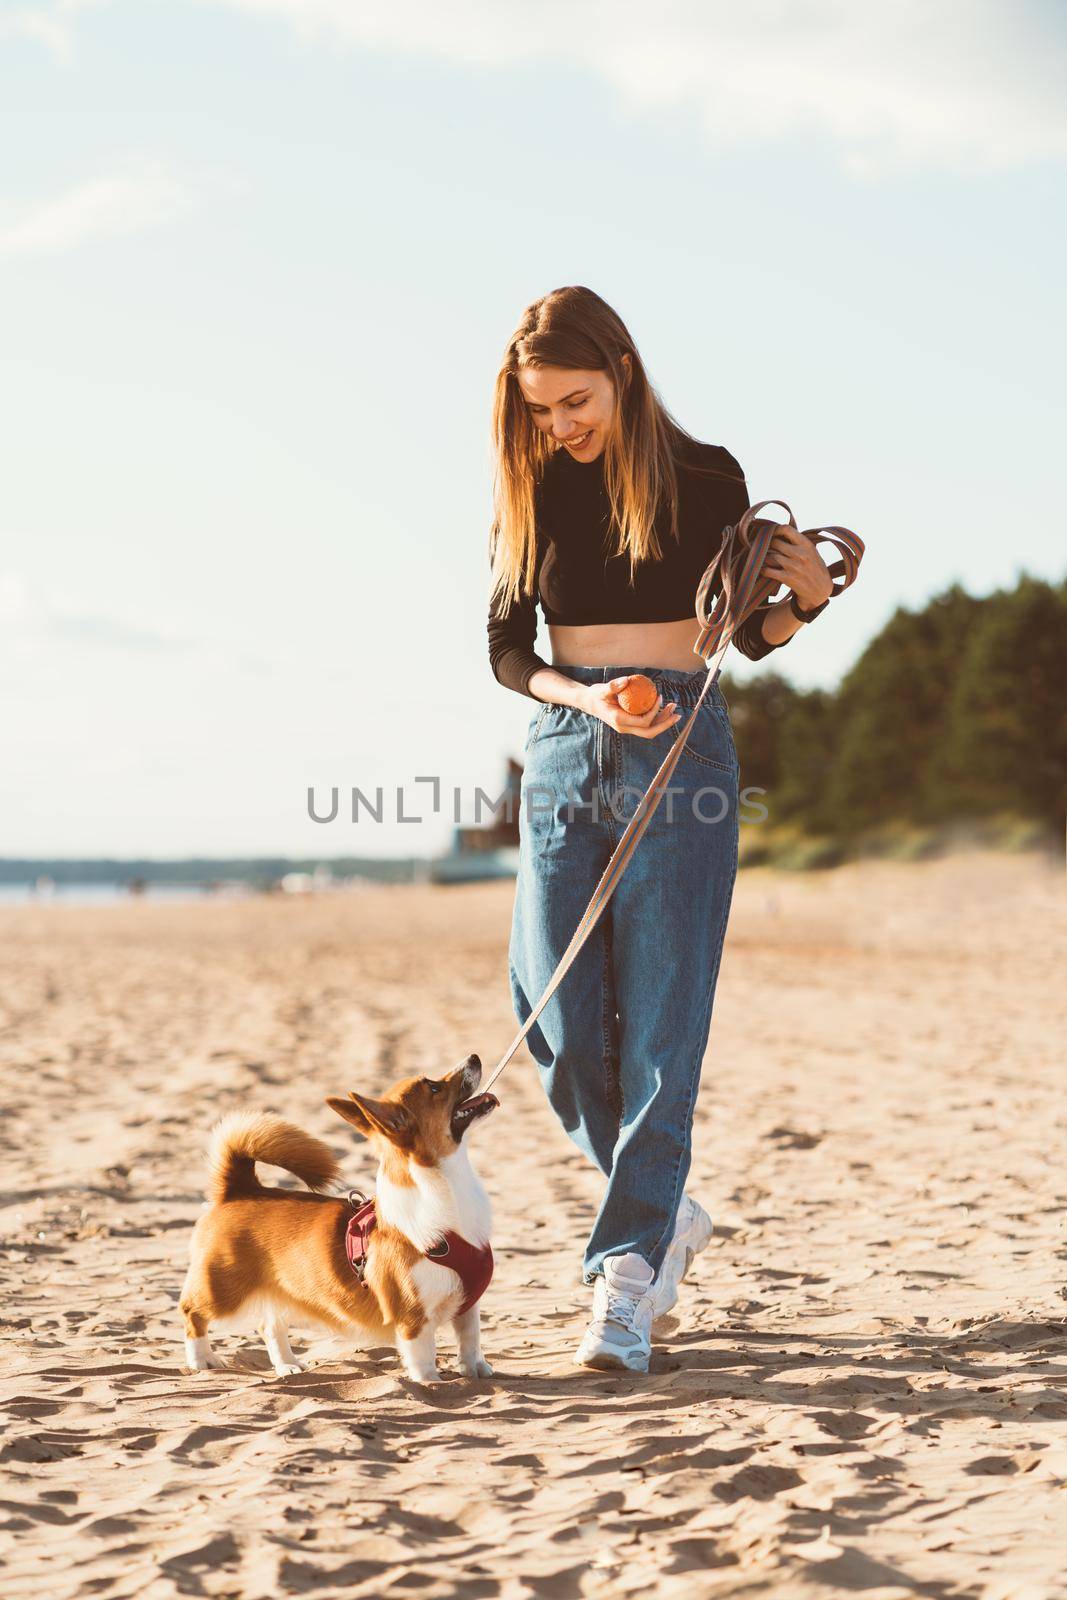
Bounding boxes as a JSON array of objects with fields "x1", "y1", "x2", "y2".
[{"x1": 482, "y1": 499, "x2": 864, "y2": 1096}]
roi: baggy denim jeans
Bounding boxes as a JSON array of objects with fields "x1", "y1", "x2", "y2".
[{"x1": 508, "y1": 664, "x2": 740, "y2": 1285}]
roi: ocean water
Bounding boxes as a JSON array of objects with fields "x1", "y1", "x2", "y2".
[{"x1": 0, "y1": 884, "x2": 243, "y2": 906}]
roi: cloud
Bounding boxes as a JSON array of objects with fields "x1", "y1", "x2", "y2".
[
  {"x1": 9, "y1": 0, "x2": 1067, "y2": 173},
  {"x1": 0, "y1": 572, "x2": 36, "y2": 627},
  {"x1": 0, "y1": 0, "x2": 105, "y2": 60},
  {"x1": 0, "y1": 7, "x2": 73, "y2": 58},
  {"x1": 204, "y1": 0, "x2": 1067, "y2": 173},
  {"x1": 49, "y1": 611, "x2": 197, "y2": 652},
  {"x1": 0, "y1": 158, "x2": 193, "y2": 256},
  {"x1": 0, "y1": 570, "x2": 197, "y2": 657},
  {"x1": 0, "y1": 570, "x2": 281, "y2": 684}
]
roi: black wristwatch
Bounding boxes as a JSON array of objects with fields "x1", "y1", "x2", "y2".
[{"x1": 789, "y1": 591, "x2": 830, "y2": 623}]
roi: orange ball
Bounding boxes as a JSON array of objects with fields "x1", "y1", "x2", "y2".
[{"x1": 616, "y1": 674, "x2": 658, "y2": 716}]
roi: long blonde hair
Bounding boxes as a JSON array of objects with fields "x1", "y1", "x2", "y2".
[{"x1": 489, "y1": 285, "x2": 707, "y2": 615}]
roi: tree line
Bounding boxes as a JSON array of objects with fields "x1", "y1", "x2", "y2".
[{"x1": 722, "y1": 572, "x2": 1066, "y2": 864}]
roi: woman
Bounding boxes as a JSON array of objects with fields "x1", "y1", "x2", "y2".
[{"x1": 487, "y1": 286, "x2": 833, "y2": 1373}]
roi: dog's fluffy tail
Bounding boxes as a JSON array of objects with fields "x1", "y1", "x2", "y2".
[{"x1": 207, "y1": 1112, "x2": 340, "y2": 1203}]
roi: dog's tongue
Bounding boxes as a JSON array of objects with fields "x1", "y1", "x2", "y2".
[{"x1": 457, "y1": 1092, "x2": 497, "y2": 1115}]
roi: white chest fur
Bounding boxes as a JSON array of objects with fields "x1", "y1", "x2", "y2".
[{"x1": 376, "y1": 1147, "x2": 491, "y2": 1254}]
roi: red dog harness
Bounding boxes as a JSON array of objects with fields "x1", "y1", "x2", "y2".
[{"x1": 344, "y1": 1195, "x2": 493, "y2": 1316}]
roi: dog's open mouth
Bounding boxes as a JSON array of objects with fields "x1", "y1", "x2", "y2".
[{"x1": 451, "y1": 1092, "x2": 498, "y2": 1139}]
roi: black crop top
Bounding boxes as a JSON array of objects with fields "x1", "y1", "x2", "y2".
[{"x1": 487, "y1": 434, "x2": 783, "y2": 698}]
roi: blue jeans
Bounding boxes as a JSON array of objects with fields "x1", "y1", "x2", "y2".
[{"x1": 508, "y1": 664, "x2": 740, "y2": 1285}]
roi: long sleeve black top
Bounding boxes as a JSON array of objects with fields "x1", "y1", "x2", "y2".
[{"x1": 487, "y1": 434, "x2": 783, "y2": 698}]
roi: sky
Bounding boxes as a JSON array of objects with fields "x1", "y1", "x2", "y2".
[{"x1": 2, "y1": 0, "x2": 1065, "y2": 861}]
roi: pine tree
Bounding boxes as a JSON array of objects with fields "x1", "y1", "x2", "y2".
[
  {"x1": 932, "y1": 576, "x2": 1067, "y2": 826},
  {"x1": 717, "y1": 575, "x2": 1064, "y2": 846},
  {"x1": 719, "y1": 671, "x2": 797, "y2": 803},
  {"x1": 825, "y1": 585, "x2": 984, "y2": 831},
  {"x1": 775, "y1": 688, "x2": 837, "y2": 831}
]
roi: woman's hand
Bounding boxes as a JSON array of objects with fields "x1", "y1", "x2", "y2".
[
  {"x1": 762, "y1": 526, "x2": 833, "y2": 611},
  {"x1": 578, "y1": 677, "x2": 681, "y2": 738}
]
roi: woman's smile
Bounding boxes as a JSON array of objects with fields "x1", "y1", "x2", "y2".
[{"x1": 564, "y1": 428, "x2": 594, "y2": 453}]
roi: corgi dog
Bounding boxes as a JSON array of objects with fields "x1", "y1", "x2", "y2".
[{"x1": 180, "y1": 1054, "x2": 497, "y2": 1383}]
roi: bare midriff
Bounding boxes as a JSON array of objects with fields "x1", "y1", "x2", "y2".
[{"x1": 548, "y1": 616, "x2": 705, "y2": 673}]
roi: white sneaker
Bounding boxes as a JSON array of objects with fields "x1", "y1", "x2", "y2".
[
  {"x1": 651, "y1": 1194, "x2": 714, "y2": 1319},
  {"x1": 573, "y1": 1253, "x2": 655, "y2": 1373}
]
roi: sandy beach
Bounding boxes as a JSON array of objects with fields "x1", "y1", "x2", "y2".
[{"x1": 1, "y1": 851, "x2": 1065, "y2": 1599}]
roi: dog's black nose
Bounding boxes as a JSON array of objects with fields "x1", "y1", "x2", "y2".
[{"x1": 463, "y1": 1053, "x2": 481, "y2": 1071}]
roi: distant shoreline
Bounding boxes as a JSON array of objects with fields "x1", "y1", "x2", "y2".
[
  {"x1": 0, "y1": 856, "x2": 432, "y2": 890},
  {"x1": 1, "y1": 819, "x2": 1059, "y2": 906}
]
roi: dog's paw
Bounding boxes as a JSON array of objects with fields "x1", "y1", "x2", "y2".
[
  {"x1": 185, "y1": 1340, "x2": 226, "y2": 1372},
  {"x1": 271, "y1": 1361, "x2": 306, "y2": 1378},
  {"x1": 457, "y1": 1357, "x2": 494, "y2": 1379},
  {"x1": 401, "y1": 1365, "x2": 441, "y2": 1385}
]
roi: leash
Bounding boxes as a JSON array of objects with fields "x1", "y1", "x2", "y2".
[{"x1": 483, "y1": 499, "x2": 864, "y2": 1096}]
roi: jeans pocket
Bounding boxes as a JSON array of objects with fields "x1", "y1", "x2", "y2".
[
  {"x1": 524, "y1": 702, "x2": 550, "y2": 752},
  {"x1": 672, "y1": 696, "x2": 737, "y2": 773}
]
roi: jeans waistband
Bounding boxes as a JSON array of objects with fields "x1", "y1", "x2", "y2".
[{"x1": 550, "y1": 662, "x2": 723, "y2": 704}]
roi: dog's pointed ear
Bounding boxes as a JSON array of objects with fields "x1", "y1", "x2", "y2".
[
  {"x1": 326, "y1": 1095, "x2": 374, "y2": 1136},
  {"x1": 326, "y1": 1092, "x2": 410, "y2": 1144}
]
